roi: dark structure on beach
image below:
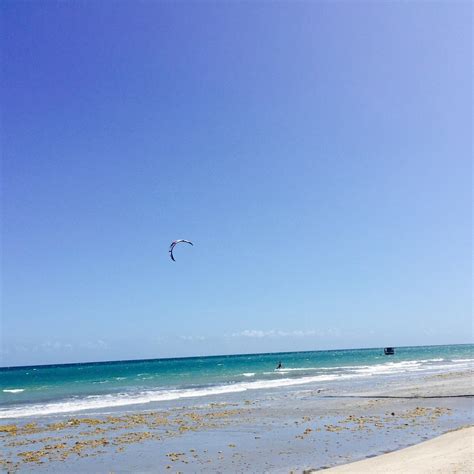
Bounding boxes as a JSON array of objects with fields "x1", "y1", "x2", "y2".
[{"x1": 384, "y1": 347, "x2": 395, "y2": 355}]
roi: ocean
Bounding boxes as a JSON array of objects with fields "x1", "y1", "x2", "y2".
[{"x1": 1, "y1": 344, "x2": 472, "y2": 420}]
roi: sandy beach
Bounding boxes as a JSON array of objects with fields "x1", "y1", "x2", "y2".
[
  {"x1": 324, "y1": 426, "x2": 473, "y2": 473},
  {"x1": 1, "y1": 366, "x2": 472, "y2": 472}
]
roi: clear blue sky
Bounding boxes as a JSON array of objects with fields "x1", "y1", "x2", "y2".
[{"x1": 2, "y1": 1, "x2": 472, "y2": 366}]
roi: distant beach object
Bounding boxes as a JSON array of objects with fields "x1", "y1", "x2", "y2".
[
  {"x1": 169, "y1": 239, "x2": 194, "y2": 261},
  {"x1": 384, "y1": 347, "x2": 395, "y2": 355}
]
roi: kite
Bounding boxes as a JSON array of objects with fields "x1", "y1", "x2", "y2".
[{"x1": 169, "y1": 240, "x2": 193, "y2": 261}]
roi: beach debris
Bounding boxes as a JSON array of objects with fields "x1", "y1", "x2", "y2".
[
  {"x1": 0, "y1": 394, "x2": 459, "y2": 472},
  {"x1": 0, "y1": 422, "x2": 39, "y2": 436},
  {"x1": 0, "y1": 424, "x2": 17, "y2": 435},
  {"x1": 166, "y1": 452, "x2": 185, "y2": 462},
  {"x1": 113, "y1": 432, "x2": 153, "y2": 444},
  {"x1": 296, "y1": 427, "x2": 314, "y2": 439},
  {"x1": 0, "y1": 405, "x2": 251, "y2": 468},
  {"x1": 325, "y1": 424, "x2": 348, "y2": 432},
  {"x1": 169, "y1": 240, "x2": 193, "y2": 261}
]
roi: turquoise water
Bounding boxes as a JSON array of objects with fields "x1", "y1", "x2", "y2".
[{"x1": 1, "y1": 344, "x2": 472, "y2": 419}]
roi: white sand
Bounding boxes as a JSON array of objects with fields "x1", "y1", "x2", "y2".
[{"x1": 325, "y1": 426, "x2": 474, "y2": 473}]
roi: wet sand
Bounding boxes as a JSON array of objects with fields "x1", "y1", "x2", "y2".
[{"x1": 1, "y1": 370, "x2": 472, "y2": 472}]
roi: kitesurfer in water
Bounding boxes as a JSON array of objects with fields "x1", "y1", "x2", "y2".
[{"x1": 276, "y1": 361, "x2": 282, "y2": 370}]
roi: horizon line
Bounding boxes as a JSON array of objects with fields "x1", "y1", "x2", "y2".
[{"x1": 1, "y1": 342, "x2": 472, "y2": 371}]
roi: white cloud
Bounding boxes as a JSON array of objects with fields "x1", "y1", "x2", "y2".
[
  {"x1": 179, "y1": 335, "x2": 206, "y2": 341},
  {"x1": 40, "y1": 341, "x2": 73, "y2": 350},
  {"x1": 81, "y1": 339, "x2": 108, "y2": 349},
  {"x1": 230, "y1": 329, "x2": 332, "y2": 338}
]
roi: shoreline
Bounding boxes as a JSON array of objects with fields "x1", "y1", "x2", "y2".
[
  {"x1": 321, "y1": 426, "x2": 473, "y2": 473},
  {"x1": 1, "y1": 368, "x2": 472, "y2": 472}
]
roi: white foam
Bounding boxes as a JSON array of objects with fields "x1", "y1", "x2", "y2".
[
  {"x1": 2, "y1": 356, "x2": 471, "y2": 419},
  {"x1": 266, "y1": 358, "x2": 470, "y2": 378},
  {"x1": 273, "y1": 367, "x2": 320, "y2": 372},
  {"x1": 352, "y1": 360, "x2": 423, "y2": 376},
  {"x1": 3, "y1": 389, "x2": 25, "y2": 394},
  {"x1": 0, "y1": 373, "x2": 358, "y2": 419}
]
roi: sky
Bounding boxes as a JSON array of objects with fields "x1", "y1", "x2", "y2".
[{"x1": 1, "y1": 1, "x2": 472, "y2": 366}]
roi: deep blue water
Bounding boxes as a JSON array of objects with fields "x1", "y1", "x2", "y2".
[{"x1": 1, "y1": 344, "x2": 472, "y2": 419}]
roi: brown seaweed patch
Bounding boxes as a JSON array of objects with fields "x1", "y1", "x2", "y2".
[
  {"x1": 113, "y1": 432, "x2": 153, "y2": 445},
  {"x1": 0, "y1": 424, "x2": 18, "y2": 435}
]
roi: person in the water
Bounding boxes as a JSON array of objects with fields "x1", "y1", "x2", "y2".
[{"x1": 276, "y1": 361, "x2": 282, "y2": 369}]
